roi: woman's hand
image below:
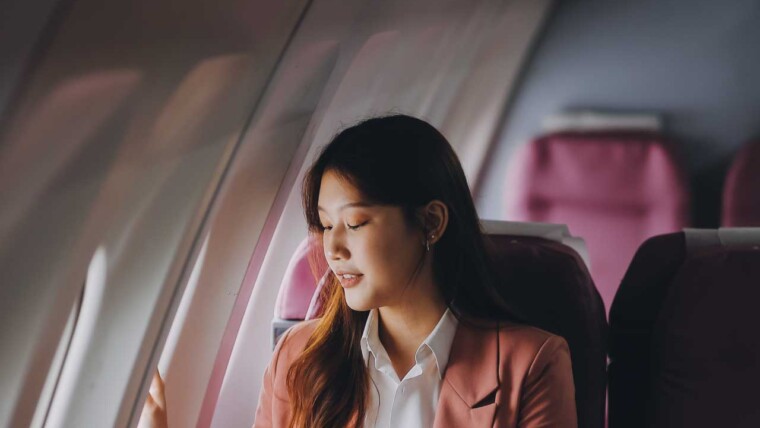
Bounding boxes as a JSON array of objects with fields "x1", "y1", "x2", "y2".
[{"x1": 137, "y1": 372, "x2": 168, "y2": 428}]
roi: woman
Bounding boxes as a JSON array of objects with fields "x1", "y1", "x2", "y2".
[
  {"x1": 253, "y1": 115, "x2": 576, "y2": 427},
  {"x1": 143, "y1": 115, "x2": 576, "y2": 428}
]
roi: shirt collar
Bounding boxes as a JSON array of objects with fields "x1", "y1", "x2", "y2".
[{"x1": 360, "y1": 307, "x2": 459, "y2": 379}]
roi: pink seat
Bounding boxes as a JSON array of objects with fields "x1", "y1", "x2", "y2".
[
  {"x1": 505, "y1": 131, "x2": 690, "y2": 313},
  {"x1": 723, "y1": 139, "x2": 760, "y2": 226},
  {"x1": 271, "y1": 236, "x2": 327, "y2": 346}
]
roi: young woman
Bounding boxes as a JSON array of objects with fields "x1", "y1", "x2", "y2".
[
  {"x1": 141, "y1": 115, "x2": 576, "y2": 427},
  {"x1": 252, "y1": 115, "x2": 576, "y2": 427}
]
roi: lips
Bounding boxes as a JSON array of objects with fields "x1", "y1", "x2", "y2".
[{"x1": 334, "y1": 270, "x2": 363, "y2": 288}]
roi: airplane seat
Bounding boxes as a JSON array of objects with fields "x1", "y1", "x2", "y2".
[
  {"x1": 271, "y1": 236, "x2": 327, "y2": 348},
  {"x1": 722, "y1": 139, "x2": 760, "y2": 226},
  {"x1": 607, "y1": 231, "x2": 687, "y2": 428},
  {"x1": 608, "y1": 228, "x2": 760, "y2": 428},
  {"x1": 272, "y1": 222, "x2": 608, "y2": 428},
  {"x1": 483, "y1": 220, "x2": 608, "y2": 428},
  {"x1": 505, "y1": 131, "x2": 690, "y2": 314}
]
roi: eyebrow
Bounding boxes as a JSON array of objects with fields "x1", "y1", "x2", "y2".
[{"x1": 317, "y1": 201, "x2": 376, "y2": 212}]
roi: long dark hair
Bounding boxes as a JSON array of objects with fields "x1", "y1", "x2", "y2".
[{"x1": 287, "y1": 114, "x2": 522, "y2": 428}]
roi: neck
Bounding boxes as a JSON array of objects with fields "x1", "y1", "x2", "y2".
[{"x1": 376, "y1": 278, "x2": 447, "y2": 378}]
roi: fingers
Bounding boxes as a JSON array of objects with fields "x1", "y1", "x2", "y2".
[
  {"x1": 145, "y1": 393, "x2": 156, "y2": 407},
  {"x1": 149, "y1": 372, "x2": 166, "y2": 410},
  {"x1": 138, "y1": 371, "x2": 168, "y2": 428},
  {"x1": 152, "y1": 372, "x2": 165, "y2": 394}
]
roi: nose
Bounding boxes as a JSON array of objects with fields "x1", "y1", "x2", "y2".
[{"x1": 324, "y1": 226, "x2": 349, "y2": 261}]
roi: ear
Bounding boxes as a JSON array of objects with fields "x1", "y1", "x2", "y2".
[{"x1": 419, "y1": 200, "x2": 448, "y2": 245}]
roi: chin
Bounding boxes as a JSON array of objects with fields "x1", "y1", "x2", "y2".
[{"x1": 343, "y1": 290, "x2": 376, "y2": 312}]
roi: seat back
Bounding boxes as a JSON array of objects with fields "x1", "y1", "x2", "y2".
[
  {"x1": 271, "y1": 236, "x2": 327, "y2": 347},
  {"x1": 723, "y1": 139, "x2": 760, "y2": 226},
  {"x1": 484, "y1": 220, "x2": 608, "y2": 428},
  {"x1": 272, "y1": 222, "x2": 608, "y2": 428},
  {"x1": 607, "y1": 232, "x2": 687, "y2": 428},
  {"x1": 609, "y1": 229, "x2": 760, "y2": 428},
  {"x1": 505, "y1": 131, "x2": 690, "y2": 313}
]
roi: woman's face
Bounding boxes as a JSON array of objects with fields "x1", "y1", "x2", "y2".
[{"x1": 317, "y1": 170, "x2": 427, "y2": 311}]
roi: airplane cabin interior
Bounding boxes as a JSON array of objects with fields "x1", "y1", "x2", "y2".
[{"x1": 1, "y1": 0, "x2": 759, "y2": 427}]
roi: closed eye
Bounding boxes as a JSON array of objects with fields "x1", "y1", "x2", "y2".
[{"x1": 347, "y1": 221, "x2": 369, "y2": 230}]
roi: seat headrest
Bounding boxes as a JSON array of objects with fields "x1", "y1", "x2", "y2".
[
  {"x1": 274, "y1": 236, "x2": 324, "y2": 320},
  {"x1": 481, "y1": 219, "x2": 591, "y2": 269},
  {"x1": 683, "y1": 228, "x2": 760, "y2": 254},
  {"x1": 305, "y1": 270, "x2": 330, "y2": 320},
  {"x1": 542, "y1": 111, "x2": 662, "y2": 133}
]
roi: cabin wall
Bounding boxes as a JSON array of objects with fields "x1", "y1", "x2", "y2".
[
  {"x1": 477, "y1": 0, "x2": 760, "y2": 227},
  {"x1": 0, "y1": 0, "x2": 311, "y2": 425},
  {"x1": 0, "y1": 0, "x2": 62, "y2": 121}
]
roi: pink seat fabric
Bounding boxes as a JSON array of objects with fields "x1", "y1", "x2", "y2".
[
  {"x1": 273, "y1": 237, "x2": 322, "y2": 320},
  {"x1": 272, "y1": 236, "x2": 328, "y2": 346},
  {"x1": 722, "y1": 139, "x2": 760, "y2": 226},
  {"x1": 505, "y1": 131, "x2": 690, "y2": 313}
]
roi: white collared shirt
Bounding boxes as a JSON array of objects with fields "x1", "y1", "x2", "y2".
[{"x1": 360, "y1": 308, "x2": 459, "y2": 428}]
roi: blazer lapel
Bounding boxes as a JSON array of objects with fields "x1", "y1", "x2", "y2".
[{"x1": 434, "y1": 322, "x2": 500, "y2": 428}]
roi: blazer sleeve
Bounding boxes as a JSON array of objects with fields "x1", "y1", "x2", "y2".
[
  {"x1": 252, "y1": 328, "x2": 293, "y2": 428},
  {"x1": 518, "y1": 335, "x2": 578, "y2": 428}
]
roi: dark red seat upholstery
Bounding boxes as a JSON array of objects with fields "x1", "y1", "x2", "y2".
[
  {"x1": 723, "y1": 139, "x2": 760, "y2": 226},
  {"x1": 607, "y1": 232, "x2": 686, "y2": 428},
  {"x1": 505, "y1": 131, "x2": 690, "y2": 314},
  {"x1": 609, "y1": 229, "x2": 760, "y2": 428},
  {"x1": 486, "y1": 229, "x2": 607, "y2": 428}
]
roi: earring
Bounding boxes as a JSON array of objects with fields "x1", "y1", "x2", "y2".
[{"x1": 425, "y1": 234, "x2": 435, "y2": 252}]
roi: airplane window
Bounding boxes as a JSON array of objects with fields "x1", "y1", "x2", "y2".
[
  {"x1": 29, "y1": 285, "x2": 83, "y2": 428},
  {"x1": 141, "y1": 234, "x2": 210, "y2": 428},
  {"x1": 44, "y1": 247, "x2": 108, "y2": 427}
]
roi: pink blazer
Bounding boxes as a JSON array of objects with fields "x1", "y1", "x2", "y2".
[{"x1": 253, "y1": 319, "x2": 577, "y2": 428}]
